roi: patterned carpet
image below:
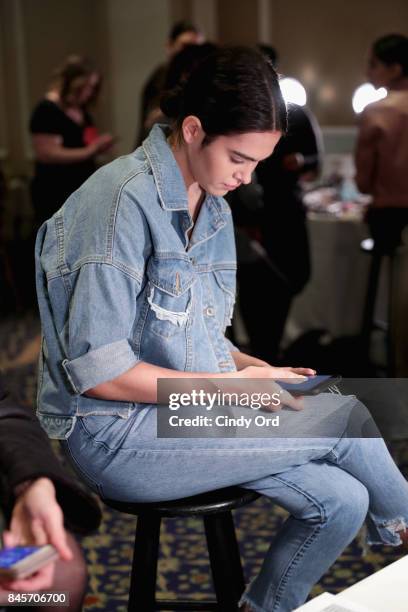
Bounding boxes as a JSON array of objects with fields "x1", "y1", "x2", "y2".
[
  {"x1": 80, "y1": 494, "x2": 406, "y2": 611},
  {"x1": 1, "y1": 313, "x2": 407, "y2": 611}
]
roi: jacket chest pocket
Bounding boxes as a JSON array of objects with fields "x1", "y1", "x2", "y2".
[
  {"x1": 146, "y1": 256, "x2": 195, "y2": 339},
  {"x1": 212, "y1": 268, "x2": 236, "y2": 331}
]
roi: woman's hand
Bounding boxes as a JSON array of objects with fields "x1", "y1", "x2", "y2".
[
  {"x1": 32, "y1": 132, "x2": 113, "y2": 164},
  {"x1": 230, "y1": 351, "x2": 315, "y2": 379},
  {"x1": 221, "y1": 364, "x2": 313, "y2": 412},
  {"x1": 1, "y1": 478, "x2": 73, "y2": 592},
  {"x1": 235, "y1": 365, "x2": 310, "y2": 379},
  {"x1": 266, "y1": 366, "x2": 316, "y2": 379},
  {"x1": 89, "y1": 133, "x2": 114, "y2": 156}
]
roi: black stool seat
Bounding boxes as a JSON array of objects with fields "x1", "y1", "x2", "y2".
[
  {"x1": 103, "y1": 487, "x2": 260, "y2": 611},
  {"x1": 104, "y1": 485, "x2": 260, "y2": 517}
]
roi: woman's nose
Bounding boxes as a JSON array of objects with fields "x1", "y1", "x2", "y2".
[{"x1": 234, "y1": 168, "x2": 252, "y2": 186}]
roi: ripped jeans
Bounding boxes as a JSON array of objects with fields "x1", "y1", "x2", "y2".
[{"x1": 62, "y1": 395, "x2": 408, "y2": 612}]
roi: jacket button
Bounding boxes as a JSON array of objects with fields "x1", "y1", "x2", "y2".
[{"x1": 204, "y1": 307, "x2": 215, "y2": 317}]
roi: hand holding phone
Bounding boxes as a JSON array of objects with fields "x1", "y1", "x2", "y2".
[
  {"x1": 277, "y1": 375, "x2": 342, "y2": 396},
  {"x1": 7, "y1": 478, "x2": 72, "y2": 561},
  {"x1": 0, "y1": 545, "x2": 58, "y2": 583},
  {"x1": 0, "y1": 477, "x2": 73, "y2": 591}
]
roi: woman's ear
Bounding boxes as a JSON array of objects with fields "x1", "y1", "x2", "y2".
[{"x1": 181, "y1": 115, "x2": 204, "y2": 144}]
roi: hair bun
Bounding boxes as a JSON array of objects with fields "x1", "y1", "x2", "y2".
[{"x1": 160, "y1": 85, "x2": 185, "y2": 119}]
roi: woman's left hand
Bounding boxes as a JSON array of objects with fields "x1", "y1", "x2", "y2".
[
  {"x1": 231, "y1": 352, "x2": 316, "y2": 378},
  {"x1": 285, "y1": 367, "x2": 316, "y2": 377},
  {"x1": 250, "y1": 365, "x2": 316, "y2": 379},
  {"x1": 259, "y1": 366, "x2": 316, "y2": 380}
]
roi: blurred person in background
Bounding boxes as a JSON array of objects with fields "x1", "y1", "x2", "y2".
[
  {"x1": 355, "y1": 33, "x2": 408, "y2": 254},
  {"x1": 355, "y1": 33, "x2": 408, "y2": 377},
  {"x1": 79, "y1": 68, "x2": 104, "y2": 144},
  {"x1": 0, "y1": 372, "x2": 101, "y2": 611},
  {"x1": 136, "y1": 20, "x2": 204, "y2": 145},
  {"x1": 232, "y1": 44, "x2": 322, "y2": 363},
  {"x1": 30, "y1": 55, "x2": 113, "y2": 228}
]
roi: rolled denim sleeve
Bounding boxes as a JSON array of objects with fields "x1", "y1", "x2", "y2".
[{"x1": 62, "y1": 262, "x2": 142, "y2": 394}]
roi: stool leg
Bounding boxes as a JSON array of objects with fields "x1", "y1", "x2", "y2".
[
  {"x1": 204, "y1": 512, "x2": 245, "y2": 611},
  {"x1": 128, "y1": 513, "x2": 161, "y2": 612},
  {"x1": 387, "y1": 255, "x2": 396, "y2": 377},
  {"x1": 361, "y1": 252, "x2": 382, "y2": 361}
]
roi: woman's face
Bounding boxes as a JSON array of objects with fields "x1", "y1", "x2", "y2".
[
  {"x1": 185, "y1": 124, "x2": 281, "y2": 196},
  {"x1": 65, "y1": 76, "x2": 88, "y2": 106},
  {"x1": 79, "y1": 73, "x2": 101, "y2": 106}
]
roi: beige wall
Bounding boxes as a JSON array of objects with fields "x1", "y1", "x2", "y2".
[
  {"x1": 270, "y1": 0, "x2": 408, "y2": 125},
  {"x1": 159, "y1": 0, "x2": 408, "y2": 125},
  {"x1": 21, "y1": 0, "x2": 100, "y2": 107},
  {"x1": 1, "y1": 0, "x2": 408, "y2": 176},
  {"x1": 217, "y1": 0, "x2": 259, "y2": 45},
  {"x1": 1, "y1": 0, "x2": 109, "y2": 174},
  {"x1": 104, "y1": 0, "x2": 170, "y2": 154},
  {"x1": 0, "y1": 0, "x2": 171, "y2": 174}
]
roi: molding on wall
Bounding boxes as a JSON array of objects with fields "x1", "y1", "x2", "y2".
[
  {"x1": 169, "y1": 0, "x2": 192, "y2": 23},
  {"x1": 1, "y1": 0, "x2": 32, "y2": 171},
  {"x1": 12, "y1": 0, "x2": 32, "y2": 161},
  {"x1": 0, "y1": 3, "x2": 8, "y2": 154},
  {"x1": 191, "y1": 0, "x2": 218, "y2": 41},
  {"x1": 257, "y1": 0, "x2": 272, "y2": 44},
  {"x1": 321, "y1": 125, "x2": 358, "y2": 134}
]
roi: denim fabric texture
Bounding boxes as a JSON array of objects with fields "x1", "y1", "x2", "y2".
[
  {"x1": 36, "y1": 124, "x2": 408, "y2": 612},
  {"x1": 35, "y1": 124, "x2": 237, "y2": 439},
  {"x1": 62, "y1": 403, "x2": 408, "y2": 612}
]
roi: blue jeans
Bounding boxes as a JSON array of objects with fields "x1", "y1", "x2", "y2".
[{"x1": 63, "y1": 395, "x2": 408, "y2": 612}]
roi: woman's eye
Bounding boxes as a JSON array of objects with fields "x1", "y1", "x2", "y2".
[{"x1": 231, "y1": 157, "x2": 244, "y2": 164}]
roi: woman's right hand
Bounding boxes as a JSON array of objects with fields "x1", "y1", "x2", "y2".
[{"x1": 222, "y1": 365, "x2": 306, "y2": 412}]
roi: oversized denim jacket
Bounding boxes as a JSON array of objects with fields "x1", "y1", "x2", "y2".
[{"x1": 35, "y1": 124, "x2": 238, "y2": 439}]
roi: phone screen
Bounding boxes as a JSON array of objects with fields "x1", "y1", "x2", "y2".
[
  {"x1": 278, "y1": 375, "x2": 339, "y2": 395},
  {"x1": 0, "y1": 547, "x2": 39, "y2": 568}
]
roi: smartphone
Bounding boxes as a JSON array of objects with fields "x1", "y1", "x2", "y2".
[
  {"x1": 0, "y1": 545, "x2": 58, "y2": 582},
  {"x1": 278, "y1": 375, "x2": 342, "y2": 396}
]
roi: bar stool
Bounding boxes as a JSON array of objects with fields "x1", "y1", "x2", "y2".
[{"x1": 103, "y1": 486, "x2": 260, "y2": 612}]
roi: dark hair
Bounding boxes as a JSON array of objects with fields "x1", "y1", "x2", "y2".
[
  {"x1": 169, "y1": 20, "x2": 199, "y2": 43},
  {"x1": 164, "y1": 43, "x2": 218, "y2": 91},
  {"x1": 372, "y1": 34, "x2": 408, "y2": 76},
  {"x1": 257, "y1": 44, "x2": 279, "y2": 68},
  {"x1": 160, "y1": 46, "x2": 287, "y2": 141},
  {"x1": 51, "y1": 55, "x2": 93, "y2": 104}
]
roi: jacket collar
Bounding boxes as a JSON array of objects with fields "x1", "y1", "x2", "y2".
[
  {"x1": 142, "y1": 124, "x2": 189, "y2": 211},
  {"x1": 142, "y1": 124, "x2": 230, "y2": 245}
]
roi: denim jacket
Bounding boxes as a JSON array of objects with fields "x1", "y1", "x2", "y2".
[{"x1": 35, "y1": 124, "x2": 238, "y2": 439}]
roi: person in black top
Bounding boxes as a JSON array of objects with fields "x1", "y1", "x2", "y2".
[
  {"x1": 29, "y1": 56, "x2": 113, "y2": 228},
  {"x1": 0, "y1": 372, "x2": 101, "y2": 610},
  {"x1": 232, "y1": 45, "x2": 322, "y2": 363}
]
